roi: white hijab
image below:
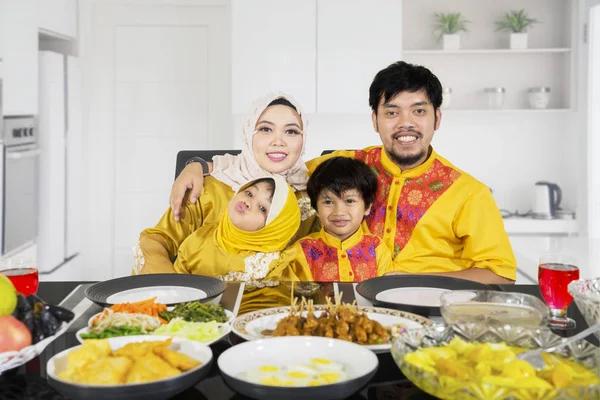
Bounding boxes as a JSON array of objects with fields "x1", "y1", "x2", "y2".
[{"x1": 211, "y1": 92, "x2": 309, "y2": 192}]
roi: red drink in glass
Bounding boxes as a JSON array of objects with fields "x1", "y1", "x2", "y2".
[
  {"x1": 1, "y1": 268, "x2": 39, "y2": 296},
  {"x1": 538, "y1": 263, "x2": 579, "y2": 309}
]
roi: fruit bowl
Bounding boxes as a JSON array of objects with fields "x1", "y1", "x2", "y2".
[
  {"x1": 0, "y1": 295, "x2": 75, "y2": 374},
  {"x1": 568, "y1": 278, "x2": 600, "y2": 339},
  {"x1": 392, "y1": 324, "x2": 599, "y2": 400}
]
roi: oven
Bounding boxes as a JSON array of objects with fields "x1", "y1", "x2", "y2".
[{"x1": 2, "y1": 116, "x2": 39, "y2": 256}]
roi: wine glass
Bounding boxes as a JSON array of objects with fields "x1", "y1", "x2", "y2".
[
  {"x1": 0, "y1": 258, "x2": 39, "y2": 296},
  {"x1": 538, "y1": 254, "x2": 580, "y2": 329}
]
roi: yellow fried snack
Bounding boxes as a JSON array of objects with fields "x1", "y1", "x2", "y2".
[
  {"x1": 57, "y1": 338, "x2": 202, "y2": 386},
  {"x1": 153, "y1": 346, "x2": 201, "y2": 372},
  {"x1": 113, "y1": 338, "x2": 172, "y2": 359},
  {"x1": 125, "y1": 353, "x2": 181, "y2": 384},
  {"x1": 403, "y1": 337, "x2": 600, "y2": 391},
  {"x1": 69, "y1": 357, "x2": 133, "y2": 385}
]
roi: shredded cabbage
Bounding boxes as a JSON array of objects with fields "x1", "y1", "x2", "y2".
[
  {"x1": 152, "y1": 318, "x2": 224, "y2": 343},
  {"x1": 90, "y1": 310, "x2": 162, "y2": 333}
]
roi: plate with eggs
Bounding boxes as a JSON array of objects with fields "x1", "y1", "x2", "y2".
[{"x1": 218, "y1": 336, "x2": 378, "y2": 400}]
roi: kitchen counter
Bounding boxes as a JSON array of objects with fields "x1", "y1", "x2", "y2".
[{"x1": 511, "y1": 235, "x2": 600, "y2": 282}]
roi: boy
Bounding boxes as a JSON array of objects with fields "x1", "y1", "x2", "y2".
[{"x1": 288, "y1": 157, "x2": 392, "y2": 282}]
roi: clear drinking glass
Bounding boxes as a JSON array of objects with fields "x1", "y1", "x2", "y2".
[
  {"x1": 538, "y1": 254, "x2": 580, "y2": 329},
  {"x1": 0, "y1": 258, "x2": 39, "y2": 296}
]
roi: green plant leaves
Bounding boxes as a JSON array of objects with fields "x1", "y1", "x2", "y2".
[
  {"x1": 433, "y1": 12, "x2": 470, "y2": 40},
  {"x1": 495, "y1": 9, "x2": 540, "y2": 33}
]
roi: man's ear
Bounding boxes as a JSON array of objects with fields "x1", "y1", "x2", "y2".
[
  {"x1": 371, "y1": 111, "x2": 378, "y2": 132},
  {"x1": 434, "y1": 107, "x2": 442, "y2": 131}
]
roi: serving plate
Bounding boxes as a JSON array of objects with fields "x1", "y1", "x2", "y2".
[
  {"x1": 85, "y1": 274, "x2": 226, "y2": 306},
  {"x1": 356, "y1": 275, "x2": 489, "y2": 316},
  {"x1": 231, "y1": 305, "x2": 432, "y2": 353}
]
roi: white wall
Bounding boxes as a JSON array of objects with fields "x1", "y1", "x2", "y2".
[{"x1": 234, "y1": 109, "x2": 578, "y2": 214}]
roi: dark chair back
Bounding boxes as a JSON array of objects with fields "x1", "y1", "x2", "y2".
[{"x1": 175, "y1": 150, "x2": 242, "y2": 180}]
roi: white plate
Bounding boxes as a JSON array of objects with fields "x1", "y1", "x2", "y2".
[
  {"x1": 231, "y1": 305, "x2": 431, "y2": 353},
  {"x1": 375, "y1": 287, "x2": 451, "y2": 307},
  {"x1": 76, "y1": 309, "x2": 234, "y2": 346},
  {"x1": 105, "y1": 286, "x2": 207, "y2": 304}
]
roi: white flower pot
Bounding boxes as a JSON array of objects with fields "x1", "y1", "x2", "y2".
[
  {"x1": 510, "y1": 33, "x2": 528, "y2": 50},
  {"x1": 443, "y1": 34, "x2": 460, "y2": 51}
]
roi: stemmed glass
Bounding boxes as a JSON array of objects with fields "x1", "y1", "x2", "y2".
[
  {"x1": 538, "y1": 254, "x2": 580, "y2": 329},
  {"x1": 0, "y1": 258, "x2": 39, "y2": 296}
]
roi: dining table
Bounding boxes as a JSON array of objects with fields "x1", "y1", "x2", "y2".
[{"x1": 0, "y1": 280, "x2": 595, "y2": 400}]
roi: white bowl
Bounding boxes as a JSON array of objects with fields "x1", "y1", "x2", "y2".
[
  {"x1": 218, "y1": 336, "x2": 378, "y2": 400},
  {"x1": 47, "y1": 335, "x2": 213, "y2": 400}
]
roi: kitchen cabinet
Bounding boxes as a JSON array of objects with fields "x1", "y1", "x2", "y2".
[
  {"x1": 316, "y1": 0, "x2": 402, "y2": 113},
  {"x1": 66, "y1": 55, "x2": 82, "y2": 258},
  {"x1": 38, "y1": 51, "x2": 66, "y2": 272},
  {"x1": 37, "y1": 0, "x2": 78, "y2": 39},
  {"x1": 0, "y1": 0, "x2": 39, "y2": 115},
  {"x1": 402, "y1": 0, "x2": 576, "y2": 110},
  {"x1": 231, "y1": 0, "x2": 316, "y2": 113}
]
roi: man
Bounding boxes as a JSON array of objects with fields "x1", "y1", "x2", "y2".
[{"x1": 170, "y1": 61, "x2": 516, "y2": 284}]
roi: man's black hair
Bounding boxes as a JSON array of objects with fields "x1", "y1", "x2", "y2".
[
  {"x1": 307, "y1": 157, "x2": 378, "y2": 210},
  {"x1": 369, "y1": 61, "x2": 443, "y2": 114}
]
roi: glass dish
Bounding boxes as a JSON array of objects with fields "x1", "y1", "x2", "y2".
[
  {"x1": 392, "y1": 324, "x2": 600, "y2": 400},
  {"x1": 568, "y1": 278, "x2": 600, "y2": 339},
  {"x1": 440, "y1": 290, "x2": 549, "y2": 328}
]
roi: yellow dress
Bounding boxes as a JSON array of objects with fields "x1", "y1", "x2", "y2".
[
  {"x1": 168, "y1": 176, "x2": 302, "y2": 286},
  {"x1": 306, "y1": 147, "x2": 516, "y2": 280},
  {"x1": 136, "y1": 176, "x2": 317, "y2": 274},
  {"x1": 288, "y1": 223, "x2": 393, "y2": 282}
]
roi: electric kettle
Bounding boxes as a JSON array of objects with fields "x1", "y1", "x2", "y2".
[{"x1": 532, "y1": 181, "x2": 562, "y2": 219}]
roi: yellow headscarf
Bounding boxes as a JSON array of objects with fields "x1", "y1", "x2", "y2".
[{"x1": 215, "y1": 175, "x2": 300, "y2": 254}]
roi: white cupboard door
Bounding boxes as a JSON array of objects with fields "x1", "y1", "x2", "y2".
[
  {"x1": 38, "y1": 51, "x2": 66, "y2": 272},
  {"x1": 317, "y1": 0, "x2": 402, "y2": 114},
  {"x1": 66, "y1": 56, "x2": 82, "y2": 257},
  {"x1": 232, "y1": 0, "x2": 317, "y2": 113},
  {"x1": 0, "y1": 0, "x2": 38, "y2": 115},
  {"x1": 88, "y1": 3, "x2": 231, "y2": 279},
  {"x1": 37, "y1": 0, "x2": 77, "y2": 39}
]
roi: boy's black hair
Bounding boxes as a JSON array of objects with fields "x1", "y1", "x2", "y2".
[
  {"x1": 267, "y1": 97, "x2": 298, "y2": 112},
  {"x1": 307, "y1": 157, "x2": 378, "y2": 210},
  {"x1": 369, "y1": 61, "x2": 443, "y2": 114},
  {"x1": 246, "y1": 177, "x2": 275, "y2": 199}
]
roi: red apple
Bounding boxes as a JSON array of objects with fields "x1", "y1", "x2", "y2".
[{"x1": 0, "y1": 316, "x2": 32, "y2": 352}]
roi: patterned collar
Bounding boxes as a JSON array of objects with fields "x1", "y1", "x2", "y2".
[
  {"x1": 319, "y1": 223, "x2": 367, "y2": 251},
  {"x1": 380, "y1": 146, "x2": 438, "y2": 178}
]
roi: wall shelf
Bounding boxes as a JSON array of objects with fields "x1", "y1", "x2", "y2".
[
  {"x1": 503, "y1": 218, "x2": 578, "y2": 235},
  {"x1": 403, "y1": 48, "x2": 571, "y2": 55}
]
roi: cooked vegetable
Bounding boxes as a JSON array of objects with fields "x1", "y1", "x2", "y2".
[
  {"x1": 152, "y1": 319, "x2": 224, "y2": 343},
  {"x1": 80, "y1": 326, "x2": 145, "y2": 339},
  {"x1": 90, "y1": 310, "x2": 162, "y2": 334},
  {"x1": 107, "y1": 297, "x2": 167, "y2": 323},
  {"x1": 159, "y1": 301, "x2": 228, "y2": 323}
]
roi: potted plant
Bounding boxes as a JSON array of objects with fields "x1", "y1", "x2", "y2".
[
  {"x1": 433, "y1": 12, "x2": 470, "y2": 51},
  {"x1": 495, "y1": 9, "x2": 540, "y2": 50}
]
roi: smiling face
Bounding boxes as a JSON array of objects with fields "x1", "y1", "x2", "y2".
[
  {"x1": 316, "y1": 189, "x2": 372, "y2": 242},
  {"x1": 228, "y1": 180, "x2": 274, "y2": 232},
  {"x1": 252, "y1": 105, "x2": 304, "y2": 174},
  {"x1": 372, "y1": 90, "x2": 441, "y2": 170}
]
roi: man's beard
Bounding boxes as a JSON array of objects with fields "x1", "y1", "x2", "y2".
[{"x1": 385, "y1": 146, "x2": 430, "y2": 170}]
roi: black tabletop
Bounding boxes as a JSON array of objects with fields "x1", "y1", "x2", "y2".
[{"x1": 0, "y1": 281, "x2": 594, "y2": 400}]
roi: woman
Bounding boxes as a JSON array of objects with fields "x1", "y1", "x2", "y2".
[{"x1": 135, "y1": 92, "x2": 316, "y2": 274}]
